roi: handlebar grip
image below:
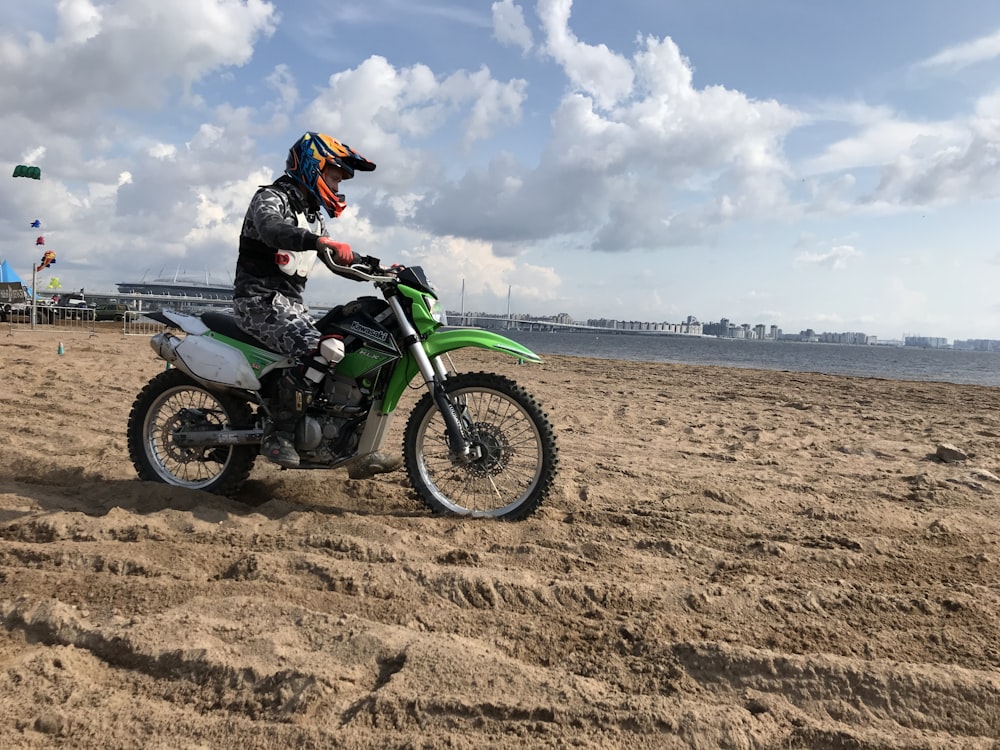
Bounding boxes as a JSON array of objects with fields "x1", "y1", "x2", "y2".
[{"x1": 356, "y1": 254, "x2": 382, "y2": 271}]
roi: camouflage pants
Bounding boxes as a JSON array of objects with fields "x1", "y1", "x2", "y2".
[{"x1": 233, "y1": 292, "x2": 320, "y2": 362}]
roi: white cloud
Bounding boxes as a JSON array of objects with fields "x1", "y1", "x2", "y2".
[
  {"x1": 0, "y1": 0, "x2": 278, "y2": 126},
  {"x1": 492, "y1": 0, "x2": 533, "y2": 54},
  {"x1": 460, "y1": 25, "x2": 801, "y2": 251},
  {"x1": 845, "y1": 92, "x2": 1000, "y2": 207},
  {"x1": 183, "y1": 168, "x2": 271, "y2": 248},
  {"x1": 411, "y1": 236, "x2": 562, "y2": 307},
  {"x1": 148, "y1": 143, "x2": 177, "y2": 160},
  {"x1": 794, "y1": 244, "x2": 862, "y2": 270},
  {"x1": 23, "y1": 146, "x2": 46, "y2": 164},
  {"x1": 538, "y1": 0, "x2": 634, "y2": 109},
  {"x1": 57, "y1": 0, "x2": 103, "y2": 43},
  {"x1": 304, "y1": 230, "x2": 562, "y2": 315},
  {"x1": 801, "y1": 116, "x2": 962, "y2": 175},
  {"x1": 266, "y1": 64, "x2": 299, "y2": 111},
  {"x1": 919, "y1": 28, "x2": 1000, "y2": 71},
  {"x1": 463, "y1": 72, "x2": 528, "y2": 146},
  {"x1": 797, "y1": 88, "x2": 1000, "y2": 209},
  {"x1": 302, "y1": 55, "x2": 527, "y2": 173}
]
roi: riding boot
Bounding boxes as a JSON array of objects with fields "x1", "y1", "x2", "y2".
[
  {"x1": 261, "y1": 372, "x2": 314, "y2": 468},
  {"x1": 345, "y1": 451, "x2": 404, "y2": 480}
]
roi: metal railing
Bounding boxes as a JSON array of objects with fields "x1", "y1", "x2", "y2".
[
  {"x1": 122, "y1": 315, "x2": 167, "y2": 338},
  {"x1": 2, "y1": 302, "x2": 175, "y2": 338},
  {"x1": 3, "y1": 305, "x2": 97, "y2": 337}
]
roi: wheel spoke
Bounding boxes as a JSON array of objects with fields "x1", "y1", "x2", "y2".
[
  {"x1": 128, "y1": 370, "x2": 257, "y2": 497},
  {"x1": 410, "y1": 380, "x2": 548, "y2": 518},
  {"x1": 145, "y1": 386, "x2": 236, "y2": 489}
]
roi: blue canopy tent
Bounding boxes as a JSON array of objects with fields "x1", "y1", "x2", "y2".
[{"x1": 0, "y1": 259, "x2": 33, "y2": 298}]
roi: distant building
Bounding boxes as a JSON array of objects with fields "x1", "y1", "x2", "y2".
[
  {"x1": 116, "y1": 272, "x2": 232, "y2": 300},
  {"x1": 820, "y1": 331, "x2": 875, "y2": 345},
  {"x1": 954, "y1": 339, "x2": 1000, "y2": 352},
  {"x1": 445, "y1": 308, "x2": 898, "y2": 344},
  {"x1": 904, "y1": 336, "x2": 949, "y2": 349}
]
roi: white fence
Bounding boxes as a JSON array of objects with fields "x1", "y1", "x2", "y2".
[
  {"x1": 123, "y1": 316, "x2": 167, "y2": 338},
  {"x1": 3, "y1": 305, "x2": 165, "y2": 338},
  {"x1": 3, "y1": 305, "x2": 97, "y2": 337}
]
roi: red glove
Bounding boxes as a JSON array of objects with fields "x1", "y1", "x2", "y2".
[{"x1": 316, "y1": 237, "x2": 355, "y2": 266}]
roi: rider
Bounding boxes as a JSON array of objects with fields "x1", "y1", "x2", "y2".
[{"x1": 233, "y1": 131, "x2": 402, "y2": 477}]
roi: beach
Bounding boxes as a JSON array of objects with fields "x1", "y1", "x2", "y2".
[{"x1": 2, "y1": 328, "x2": 1000, "y2": 748}]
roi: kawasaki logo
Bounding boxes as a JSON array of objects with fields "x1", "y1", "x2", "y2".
[{"x1": 350, "y1": 321, "x2": 389, "y2": 343}]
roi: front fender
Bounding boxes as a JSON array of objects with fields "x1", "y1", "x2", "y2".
[
  {"x1": 424, "y1": 328, "x2": 542, "y2": 363},
  {"x1": 382, "y1": 328, "x2": 541, "y2": 412}
]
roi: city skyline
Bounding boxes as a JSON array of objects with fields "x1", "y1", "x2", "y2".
[{"x1": 448, "y1": 307, "x2": 995, "y2": 348}]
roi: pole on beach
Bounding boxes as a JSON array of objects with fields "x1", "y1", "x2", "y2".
[{"x1": 30, "y1": 265, "x2": 37, "y2": 331}]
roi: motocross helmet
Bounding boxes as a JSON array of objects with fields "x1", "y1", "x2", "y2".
[{"x1": 285, "y1": 132, "x2": 376, "y2": 218}]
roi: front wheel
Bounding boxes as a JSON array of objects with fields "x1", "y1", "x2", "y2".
[
  {"x1": 127, "y1": 368, "x2": 258, "y2": 497},
  {"x1": 403, "y1": 372, "x2": 558, "y2": 521}
]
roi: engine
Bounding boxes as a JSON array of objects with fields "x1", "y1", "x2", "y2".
[
  {"x1": 324, "y1": 373, "x2": 365, "y2": 412},
  {"x1": 293, "y1": 373, "x2": 366, "y2": 461}
]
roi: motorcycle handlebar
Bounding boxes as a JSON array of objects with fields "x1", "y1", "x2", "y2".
[
  {"x1": 318, "y1": 247, "x2": 396, "y2": 282},
  {"x1": 352, "y1": 254, "x2": 383, "y2": 273}
]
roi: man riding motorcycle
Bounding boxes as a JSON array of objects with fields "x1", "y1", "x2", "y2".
[{"x1": 232, "y1": 131, "x2": 401, "y2": 478}]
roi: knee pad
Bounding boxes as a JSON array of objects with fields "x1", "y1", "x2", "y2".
[
  {"x1": 303, "y1": 335, "x2": 345, "y2": 384},
  {"x1": 318, "y1": 335, "x2": 345, "y2": 364}
]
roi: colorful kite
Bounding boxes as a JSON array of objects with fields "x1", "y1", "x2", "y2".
[
  {"x1": 36, "y1": 249, "x2": 56, "y2": 271},
  {"x1": 12, "y1": 165, "x2": 41, "y2": 180}
]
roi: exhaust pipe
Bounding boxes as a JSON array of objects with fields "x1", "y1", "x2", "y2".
[{"x1": 151, "y1": 332, "x2": 181, "y2": 363}]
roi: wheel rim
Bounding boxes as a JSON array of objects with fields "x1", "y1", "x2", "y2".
[
  {"x1": 413, "y1": 386, "x2": 544, "y2": 517},
  {"x1": 142, "y1": 385, "x2": 239, "y2": 489}
]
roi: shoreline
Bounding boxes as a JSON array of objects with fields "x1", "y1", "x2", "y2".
[
  {"x1": 503, "y1": 329, "x2": 1000, "y2": 387},
  {"x1": 5, "y1": 325, "x2": 1000, "y2": 387}
]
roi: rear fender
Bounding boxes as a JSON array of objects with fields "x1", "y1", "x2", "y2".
[
  {"x1": 154, "y1": 332, "x2": 270, "y2": 391},
  {"x1": 380, "y1": 329, "x2": 541, "y2": 412}
]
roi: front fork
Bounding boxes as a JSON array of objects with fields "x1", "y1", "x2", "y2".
[{"x1": 388, "y1": 296, "x2": 474, "y2": 464}]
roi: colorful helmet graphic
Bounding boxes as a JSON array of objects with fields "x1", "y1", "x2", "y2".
[{"x1": 285, "y1": 132, "x2": 375, "y2": 218}]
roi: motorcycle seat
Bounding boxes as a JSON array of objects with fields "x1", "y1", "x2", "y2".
[{"x1": 201, "y1": 311, "x2": 273, "y2": 352}]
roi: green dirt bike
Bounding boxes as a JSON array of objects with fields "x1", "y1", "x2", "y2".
[{"x1": 126, "y1": 252, "x2": 558, "y2": 521}]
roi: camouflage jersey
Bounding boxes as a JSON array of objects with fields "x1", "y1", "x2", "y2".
[{"x1": 235, "y1": 175, "x2": 325, "y2": 302}]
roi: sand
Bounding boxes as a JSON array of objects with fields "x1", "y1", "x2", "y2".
[{"x1": 2, "y1": 327, "x2": 1000, "y2": 749}]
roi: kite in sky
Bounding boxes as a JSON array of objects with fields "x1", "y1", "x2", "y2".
[
  {"x1": 36, "y1": 249, "x2": 56, "y2": 271},
  {"x1": 12, "y1": 165, "x2": 41, "y2": 179}
]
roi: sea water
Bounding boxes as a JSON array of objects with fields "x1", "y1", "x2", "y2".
[{"x1": 501, "y1": 330, "x2": 1000, "y2": 387}]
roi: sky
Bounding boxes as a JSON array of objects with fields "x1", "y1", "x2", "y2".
[{"x1": 3, "y1": 1, "x2": 1000, "y2": 341}]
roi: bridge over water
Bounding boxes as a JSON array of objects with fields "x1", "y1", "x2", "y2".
[{"x1": 450, "y1": 316, "x2": 701, "y2": 335}]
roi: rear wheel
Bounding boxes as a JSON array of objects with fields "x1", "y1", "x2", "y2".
[
  {"x1": 403, "y1": 372, "x2": 558, "y2": 521},
  {"x1": 127, "y1": 369, "x2": 257, "y2": 497}
]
